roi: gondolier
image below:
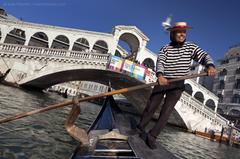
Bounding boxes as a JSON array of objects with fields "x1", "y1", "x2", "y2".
[{"x1": 136, "y1": 22, "x2": 217, "y2": 149}]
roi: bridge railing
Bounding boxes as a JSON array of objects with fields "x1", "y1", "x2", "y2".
[
  {"x1": 0, "y1": 43, "x2": 110, "y2": 61},
  {"x1": 180, "y1": 92, "x2": 229, "y2": 127}
]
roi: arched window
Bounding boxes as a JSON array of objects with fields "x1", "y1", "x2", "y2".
[
  {"x1": 184, "y1": 84, "x2": 193, "y2": 96},
  {"x1": 236, "y1": 68, "x2": 240, "y2": 74},
  {"x1": 235, "y1": 79, "x2": 240, "y2": 89},
  {"x1": 205, "y1": 99, "x2": 216, "y2": 111},
  {"x1": 219, "y1": 68, "x2": 227, "y2": 76},
  {"x1": 232, "y1": 94, "x2": 240, "y2": 103},
  {"x1": 93, "y1": 40, "x2": 108, "y2": 54},
  {"x1": 118, "y1": 33, "x2": 140, "y2": 61},
  {"x1": 142, "y1": 58, "x2": 155, "y2": 70},
  {"x1": 220, "y1": 59, "x2": 229, "y2": 64},
  {"x1": 237, "y1": 57, "x2": 240, "y2": 62},
  {"x1": 4, "y1": 28, "x2": 26, "y2": 45},
  {"x1": 51, "y1": 35, "x2": 69, "y2": 50},
  {"x1": 194, "y1": 92, "x2": 204, "y2": 103},
  {"x1": 28, "y1": 32, "x2": 48, "y2": 48},
  {"x1": 0, "y1": 8, "x2": 7, "y2": 16},
  {"x1": 219, "y1": 80, "x2": 225, "y2": 89},
  {"x1": 72, "y1": 38, "x2": 89, "y2": 51}
]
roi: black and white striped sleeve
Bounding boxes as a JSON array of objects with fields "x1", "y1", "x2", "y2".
[
  {"x1": 191, "y1": 45, "x2": 215, "y2": 68},
  {"x1": 156, "y1": 47, "x2": 167, "y2": 76}
]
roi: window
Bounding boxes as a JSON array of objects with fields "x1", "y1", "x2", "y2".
[
  {"x1": 194, "y1": 92, "x2": 204, "y2": 103},
  {"x1": 205, "y1": 99, "x2": 216, "y2": 110},
  {"x1": 235, "y1": 79, "x2": 240, "y2": 89},
  {"x1": 93, "y1": 40, "x2": 108, "y2": 54},
  {"x1": 236, "y1": 68, "x2": 240, "y2": 74},
  {"x1": 232, "y1": 94, "x2": 240, "y2": 103},
  {"x1": 72, "y1": 38, "x2": 90, "y2": 51},
  {"x1": 4, "y1": 28, "x2": 26, "y2": 45},
  {"x1": 219, "y1": 80, "x2": 225, "y2": 89},
  {"x1": 219, "y1": 69, "x2": 227, "y2": 76},
  {"x1": 220, "y1": 59, "x2": 229, "y2": 64},
  {"x1": 184, "y1": 84, "x2": 193, "y2": 96}
]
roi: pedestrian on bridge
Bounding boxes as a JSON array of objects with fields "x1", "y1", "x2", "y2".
[{"x1": 136, "y1": 22, "x2": 217, "y2": 149}]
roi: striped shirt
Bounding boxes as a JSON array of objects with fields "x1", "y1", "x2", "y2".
[{"x1": 156, "y1": 41, "x2": 214, "y2": 78}]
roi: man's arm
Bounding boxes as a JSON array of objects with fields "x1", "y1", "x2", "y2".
[
  {"x1": 156, "y1": 47, "x2": 169, "y2": 85},
  {"x1": 192, "y1": 45, "x2": 217, "y2": 76},
  {"x1": 156, "y1": 47, "x2": 166, "y2": 76}
]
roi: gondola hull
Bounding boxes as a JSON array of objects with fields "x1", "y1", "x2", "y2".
[{"x1": 70, "y1": 96, "x2": 178, "y2": 159}]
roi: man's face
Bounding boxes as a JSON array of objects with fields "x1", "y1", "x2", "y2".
[{"x1": 172, "y1": 30, "x2": 187, "y2": 43}]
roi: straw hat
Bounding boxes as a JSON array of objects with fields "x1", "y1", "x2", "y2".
[{"x1": 167, "y1": 22, "x2": 192, "y2": 31}]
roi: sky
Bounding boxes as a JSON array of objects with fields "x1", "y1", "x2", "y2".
[{"x1": 1, "y1": 0, "x2": 240, "y2": 64}]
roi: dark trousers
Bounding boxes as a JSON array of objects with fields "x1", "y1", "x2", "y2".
[{"x1": 138, "y1": 79, "x2": 184, "y2": 138}]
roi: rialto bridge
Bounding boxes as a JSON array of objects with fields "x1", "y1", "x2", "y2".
[{"x1": 0, "y1": 10, "x2": 229, "y2": 132}]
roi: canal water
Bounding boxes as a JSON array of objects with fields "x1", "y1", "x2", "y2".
[{"x1": 0, "y1": 85, "x2": 239, "y2": 159}]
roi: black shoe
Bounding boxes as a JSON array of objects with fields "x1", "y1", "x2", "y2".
[{"x1": 145, "y1": 133, "x2": 157, "y2": 149}]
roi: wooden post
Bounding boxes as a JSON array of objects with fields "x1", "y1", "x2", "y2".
[{"x1": 219, "y1": 126, "x2": 224, "y2": 143}]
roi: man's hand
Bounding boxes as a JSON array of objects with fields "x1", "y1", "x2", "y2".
[
  {"x1": 207, "y1": 66, "x2": 217, "y2": 76},
  {"x1": 158, "y1": 76, "x2": 168, "y2": 85}
]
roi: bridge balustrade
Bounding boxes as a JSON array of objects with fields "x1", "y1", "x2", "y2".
[
  {"x1": 0, "y1": 43, "x2": 110, "y2": 62},
  {"x1": 69, "y1": 51, "x2": 90, "y2": 59},
  {"x1": 181, "y1": 92, "x2": 228, "y2": 127}
]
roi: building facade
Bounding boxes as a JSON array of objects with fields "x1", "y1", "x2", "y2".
[{"x1": 212, "y1": 46, "x2": 240, "y2": 118}]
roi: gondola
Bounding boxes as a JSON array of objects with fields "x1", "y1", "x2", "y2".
[{"x1": 67, "y1": 95, "x2": 178, "y2": 159}]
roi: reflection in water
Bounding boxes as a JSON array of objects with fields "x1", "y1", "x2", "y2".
[{"x1": 0, "y1": 85, "x2": 239, "y2": 159}]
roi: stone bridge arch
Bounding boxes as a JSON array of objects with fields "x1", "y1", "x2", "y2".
[
  {"x1": 205, "y1": 99, "x2": 216, "y2": 111},
  {"x1": 51, "y1": 35, "x2": 70, "y2": 50},
  {"x1": 113, "y1": 26, "x2": 149, "y2": 62},
  {"x1": 194, "y1": 91, "x2": 204, "y2": 103},
  {"x1": 20, "y1": 66, "x2": 196, "y2": 130},
  {"x1": 142, "y1": 58, "x2": 155, "y2": 70},
  {"x1": 4, "y1": 28, "x2": 26, "y2": 45},
  {"x1": 117, "y1": 33, "x2": 140, "y2": 60},
  {"x1": 92, "y1": 40, "x2": 108, "y2": 54},
  {"x1": 28, "y1": 32, "x2": 49, "y2": 48},
  {"x1": 72, "y1": 38, "x2": 90, "y2": 52},
  {"x1": 184, "y1": 83, "x2": 193, "y2": 96},
  {"x1": 18, "y1": 67, "x2": 152, "y2": 113}
]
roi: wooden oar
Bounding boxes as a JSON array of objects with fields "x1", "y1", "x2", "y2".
[{"x1": 0, "y1": 72, "x2": 207, "y2": 124}]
